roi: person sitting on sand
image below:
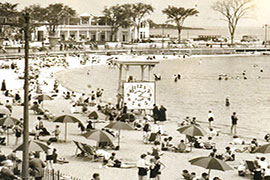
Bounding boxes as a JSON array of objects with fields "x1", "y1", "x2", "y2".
[
  {"x1": 223, "y1": 147, "x2": 235, "y2": 161},
  {"x1": 30, "y1": 101, "x2": 44, "y2": 115},
  {"x1": 91, "y1": 173, "x2": 100, "y2": 180},
  {"x1": 203, "y1": 137, "x2": 215, "y2": 150},
  {"x1": 230, "y1": 135, "x2": 245, "y2": 145},
  {"x1": 175, "y1": 140, "x2": 189, "y2": 153},
  {"x1": 198, "y1": 172, "x2": 209, "y2": 180},
  {"x1": 106, "y1": 152, "x2": 136, "y2": 169},
  {"x1": 209, "y1": 128, "x2": 219, "y2": 137},
  {"x1": 235, "y1": 138, "x2": 259, "y2": 153},
  {"x1": 237, "y1": 160, "x2": 247, "y2": 176},
  {"x1": 182, "y1": 169, "x2": 192, "y2": 180},
  {"x1": 178, "y1": 116, "x2": 191, "y2": 126}
]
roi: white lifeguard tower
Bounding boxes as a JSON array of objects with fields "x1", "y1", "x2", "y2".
[{"x1": 112, "y1": 58, "x2": 159, "y2": 109}]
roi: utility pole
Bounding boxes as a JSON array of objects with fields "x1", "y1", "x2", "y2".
[{"x1": 22, "y1": 13, "x2": 30, "y2": 180}]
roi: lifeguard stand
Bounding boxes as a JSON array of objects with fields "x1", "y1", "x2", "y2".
[{"x1": 112, "y1": 58, "x2": 160, "y2": 108}]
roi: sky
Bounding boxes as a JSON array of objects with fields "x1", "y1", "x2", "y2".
[{"x1": 4, "y1": 0, "x2": 270, "y2": 28}]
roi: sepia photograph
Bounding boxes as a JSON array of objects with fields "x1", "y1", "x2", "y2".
[{"x1": 0, "y1": 0, "x2": 270, "y2": 179}]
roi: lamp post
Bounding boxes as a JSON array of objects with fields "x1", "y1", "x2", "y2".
[{"x1": 22, "y1": 13, "x2": 30, "y2": 180}]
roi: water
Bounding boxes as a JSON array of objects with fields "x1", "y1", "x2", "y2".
[
  {"x1": 150, "y1": 26, "x2": 269, "y2": 41},
  {"x1": 58, "y1": 55, "x2": 270, "y2": 139}
]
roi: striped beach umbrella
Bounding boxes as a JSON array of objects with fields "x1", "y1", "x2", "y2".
[
  {"x1": 177, "y1": 124, "x2": 207, "y2": 137},
  {"x1": 82, "y1": 130, "x2": 114, "y2": 145}
]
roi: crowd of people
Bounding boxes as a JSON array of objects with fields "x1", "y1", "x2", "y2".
[{"x1": 0, "y1": 52, "x2": 270, "y2": 180}]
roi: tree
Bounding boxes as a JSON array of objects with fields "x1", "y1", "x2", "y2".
[
  {"x1": 103, "y1": 4, "x2": 130, "y2": 41},
  {"x1": 0, "y1": 2, "x2": 22, "y2": 41},
  {"x1": 23, "y1": 4, "x2": 47, "y2": 23},
  {"x1": 24, "y1": 3, "x2": 77, "y2": 36},
  {"x1": 163, "y1": 6, "x2": 199, "y2": 43},
  {"x1": 212, "y1": 0, "x2": 255, "y2": 45},
  {"x1": 44, "y1": 3, "x2": 76, "y2": 36},
  {"x1": 129, "y1": 3, "x2": 154, "y2": 41},
  {"x1": 0, "y1": 2, "x2": 19, "y2": 23}
]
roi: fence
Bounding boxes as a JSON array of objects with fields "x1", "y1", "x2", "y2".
[{"x1": 43, "y1": 169, "x2": 83, "y2": 180}]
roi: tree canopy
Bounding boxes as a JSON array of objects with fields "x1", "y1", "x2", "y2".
[
  {"x1": 24, "y1": 3, "x2": 77, "y2": 35},
  {"x1": 129, "y1": 3, "x2": 154, "y2": 41},
  {"x1": 212, "y1": 0, "x2": 255, "y2": 44},
  {"x1": 163, "y1": 6, "x2": 199, "y2": 43},
  {"x1": 103, "y1": 4, "x2": 131, "y2": 41}
]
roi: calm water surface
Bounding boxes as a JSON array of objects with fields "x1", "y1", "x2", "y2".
[{"x1": 60, "y1": 55, "x2": 270, "y2": 138}]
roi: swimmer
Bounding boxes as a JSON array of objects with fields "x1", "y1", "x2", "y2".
[
  {"x1": 173, "y1": 75, "x2": 178, "y2": 82},
  {"x1": 218, "y1": 75, "x2": 222, "y2": 80},
  {"x1": 225, "y1": 97, "x2": 230, "y2": 107}
]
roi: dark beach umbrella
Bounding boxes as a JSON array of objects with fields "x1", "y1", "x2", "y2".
[
  {"x1": 53, "y1": 115, "x2": 82, "y2": 142},
  {"x1": 189, "y1": 156, "x2": 232, "y2": 177},
  {"x1": 0, "y1": 117, "x2": 22, "y2": 145},
  {"x1": 34, "y1": 94, "x2": 53, "y2": 101},
  {"x1": 0, "y1": 106, "x2": 10, "y2": 117},
  {"x1": 82, "y1": 130, "x2": 114, "y2": 146},
  {"x1": 88, "y1": 111, "x2": 98, "y2": 119},
  {"x1": 14, "y1": 140, "x2": 50, "y2": 152},
  {"x1": 254, "y1": 143, "x2": 270, "y2": 153},
  {"x1": 104, "y1": 121, "x2": 133, "y2": 148},
  {"x1": 34, "y1": 94, "x2": 53, "y2": 107},
  {"x1": 0, "y1": 117, "x2": 21, "y2": 126}
]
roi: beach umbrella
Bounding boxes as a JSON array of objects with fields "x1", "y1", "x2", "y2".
[
  {"x1": 0, "y1": 106, "x2": 10, "y2": 117},
  {"x1": 88, "y1": 111, "x2": 98, "y2": 119},
  {"x1": 88, "y1": 111, "x2": 98, "y2": 128},
  {"x1": 53, "y1": 115, "x2": 82, "y2": 142},
  {"x1": 82, "y1": 130, "x2": 114, "y2": 146},
  {"x1": 34, "y1": 94, "x2": 53, "y2": 107},
  {"x1": 34, "y1": 94, "x2": 53, "y2": 101},
  {"x1": 189, "y1": 156, "x2": 233, "y2": 177},
  {"x1": 254, "y1": 143, "x2": 270, "y2": 153},
  {"x1": 0, "y1": 117, "x2": 22, "y2": 145},
  {"x1": 104, "y1": 121, "x2": 133, "y2": 148},
  {"x1": 14, "y1": 140, "x2": 50, "y2": 152},
  {"x1": 177, "y1": 124, "x2": 207, "y2": 137},
  {"x1": 177, "y1": 124, "x2": 207, "y2": 151}
]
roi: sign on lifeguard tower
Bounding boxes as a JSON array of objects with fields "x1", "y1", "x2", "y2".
[
  {"x1": 124, "y1": 82, "x2": 155, "y2": 109},
  {"x1": 112, "y1": 58, "x2": 159, "y2": 109}
]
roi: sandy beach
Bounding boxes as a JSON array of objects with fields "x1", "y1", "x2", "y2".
[{"x1": 1, "y1": 53, "x2": 270, "y2": 180}]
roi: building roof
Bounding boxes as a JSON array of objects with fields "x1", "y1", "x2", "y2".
[
  {"x1": 112, "y1": 58, "x2": 159, "y2": 66},
  {"x1": 80, "y1": 13, "x2": 91, "y2": 17}
]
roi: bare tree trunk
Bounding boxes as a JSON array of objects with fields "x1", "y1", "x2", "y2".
[
  {"x1": 230, "y1": 34, "x2": 234, "y2": 45},
  {"x1": 178, "y1": 27, "x2": 182, "y2": 43},
  {"x1": 137, "y1": 25, "x2": 140, "y2": 42}
]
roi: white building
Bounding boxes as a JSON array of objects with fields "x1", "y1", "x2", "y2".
[{"x1": 35, "y1": 13, "x2": 150, "y2": 43}]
